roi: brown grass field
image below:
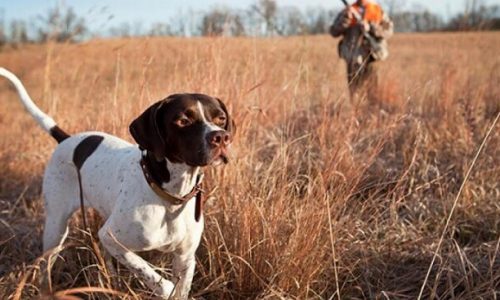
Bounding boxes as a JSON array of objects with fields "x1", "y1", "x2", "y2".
[{"x1": 0, "y1": 32, "x2": 499, "y2": 299}]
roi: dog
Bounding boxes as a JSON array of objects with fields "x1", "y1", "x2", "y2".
[{"x1": 0, "y1": 67, "x2": 235, "y2": 299}]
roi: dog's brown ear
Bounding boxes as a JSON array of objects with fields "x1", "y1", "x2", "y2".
[
  {"x1": 216, "y1": 98, "x2": 236, "y2": 136},
  {"x1": 129, "y1": 100, "x2": 168, "y2": 160}
]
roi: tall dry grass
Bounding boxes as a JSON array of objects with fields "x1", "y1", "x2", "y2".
[{"x1": 0, "y1": 32, "x2": 499, "y2": 299}]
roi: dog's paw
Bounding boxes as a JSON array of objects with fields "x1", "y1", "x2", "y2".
[{"x1": 152, "y1": 279, "x2": 175, "y2": 299}]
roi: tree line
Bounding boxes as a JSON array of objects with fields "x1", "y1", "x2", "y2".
[{"x1": 0, "y1": 0, "x2": 499, "y2": 45}]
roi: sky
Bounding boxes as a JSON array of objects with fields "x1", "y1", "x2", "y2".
[{"x1": 1, "y1": 0, "x2": 499, "y2": 34}]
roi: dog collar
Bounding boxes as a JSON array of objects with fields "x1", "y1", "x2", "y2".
[{"x1": 140, "y1": 152, "x2": 205, "y2": 222}]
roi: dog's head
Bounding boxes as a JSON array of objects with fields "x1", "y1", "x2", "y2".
[{"x1": 130, "y1": 93, "x2": 235, "y2": 166}]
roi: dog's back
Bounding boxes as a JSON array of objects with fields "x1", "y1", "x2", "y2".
[{"x1": 43, "y1": 132, "x2": 139, "y2": 224}]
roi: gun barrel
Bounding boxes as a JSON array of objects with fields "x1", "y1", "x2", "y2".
[{"x1": 341, "y1": 0, "x2": 363, "y2": 22}]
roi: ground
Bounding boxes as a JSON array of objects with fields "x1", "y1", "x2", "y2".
[{"x1": 0, "y1": 33, "x2": 499, "y2": 299}]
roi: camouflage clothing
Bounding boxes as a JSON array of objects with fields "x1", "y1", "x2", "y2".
[{"x1": 330, "y1": 2, "x2": 393, "y2": 92}]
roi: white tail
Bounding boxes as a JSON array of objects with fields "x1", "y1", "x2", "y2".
[{"x1": 0, "y1": 67, "x2": 57, "y2": 133}]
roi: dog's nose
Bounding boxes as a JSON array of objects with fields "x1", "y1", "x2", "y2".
[{"x1": 207, "y1": 130, "x2": 231, "y2": 148}]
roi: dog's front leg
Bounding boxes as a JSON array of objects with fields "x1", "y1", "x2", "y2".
[
  {"x1": 98, "y1": 228, "x2": 174, "y2": 298},
  {"x1": 172, "y1": 251, "x2": 196, "y2": 299}
]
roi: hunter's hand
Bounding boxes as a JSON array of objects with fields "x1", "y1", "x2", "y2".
[
  {"x1": 360, "y1": 21, "x2": 370, "y2": 33},
  {"x1": 341, "y1": 10, "x2": 353, "y2": 28}
]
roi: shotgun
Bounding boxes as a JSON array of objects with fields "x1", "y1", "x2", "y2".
[{"x1": 340, "y1": 0, "x2": 381, "y2": 52}]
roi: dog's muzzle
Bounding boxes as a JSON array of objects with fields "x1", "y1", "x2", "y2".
[{"x1": 206, "y1": 130, "x2": 231, "y2": 164}]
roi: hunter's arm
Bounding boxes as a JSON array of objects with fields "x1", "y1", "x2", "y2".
[
  {"x1": 330, "y1": 10, "x2": 350, "y2": 37},
  {"x1": 370, "y1": 12, "x2": 393, "y2": 39}
]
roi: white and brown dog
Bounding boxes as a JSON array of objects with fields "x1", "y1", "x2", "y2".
[{"x1": 0, "y1": 68, "x2": 235, "y2": 299}]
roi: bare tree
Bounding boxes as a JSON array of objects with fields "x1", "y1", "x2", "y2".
[
  {"x1": 304, "y1": 7, "x2": 336, "y2": 35},
  {"x1": 251, "y1": 0, "x2": 278, "y2": 36},
  {"x1": 149, "y1": 23, "x2": 173, "y2": 37},
  {"x1": 447, "y1": 0, "x2": 499, "y2": 30},
  {"x1": 382, "y1": 0, "x2": 405, "y2": 16},
  {"x1": 274, "y1": 7, "x2": 303, "y2": 35},
  {"x1": 390, "y1": 9, "x2": 443, "y2": 32},
  {"x1": 10, "y1": 20, "x2": 29, "y2": 45},
  {"x1": 228, "y1": 13, "x2": 246, "y2": 36},
  {"x1": 0, "y1": 9, "x2": 6, "y2": 47},
  {"x1": 0, "y1": 28, "x2": 5, "y2": 47},
  {"x1": 36, "y1": 6, "x2": 87, "y2": 42},
  {"x1": 168, "y1": 9, "x2": 190, "y2": 36},
  {"x1": 201, "y1": 8, "x2": 245, "y2": 37},
  {"x1": 109, "y1": 22, "x2": 131, "y2": 37}
]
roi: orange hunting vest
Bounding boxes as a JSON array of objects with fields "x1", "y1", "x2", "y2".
[{"x1": 350, "y1": 1, "x2": 383, "y2": 25}]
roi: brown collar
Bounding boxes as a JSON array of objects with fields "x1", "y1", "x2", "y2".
[{"x1": 140, "y1": 152, "x2": 205, "y2": 222}]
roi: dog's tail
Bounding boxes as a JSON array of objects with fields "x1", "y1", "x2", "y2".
[{"x1": 0, "y1": 67, "x2": 70, "y2": 143}]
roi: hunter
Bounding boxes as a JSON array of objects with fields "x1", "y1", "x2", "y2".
[{"x1": 330, "y1": 0, "x2": 393, "y2": 94}]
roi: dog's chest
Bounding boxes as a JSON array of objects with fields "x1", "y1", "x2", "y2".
[
  {"x1": 143, "y1": 210, "x2": 186, "y2": 248},
  {"x1": 131, "y1": 201, "x2": 202, "y2": 252}
]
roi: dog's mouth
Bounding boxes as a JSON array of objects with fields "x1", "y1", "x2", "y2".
[
  {"x1": 182, "y1": 147, "x2": 229, "y2": 167},
  {"x1": 205, "y1": 147, "x2": 229, "y2": 166},
  {"x1": 214, "y1": 147, "x2": 229, "y2": 164}
]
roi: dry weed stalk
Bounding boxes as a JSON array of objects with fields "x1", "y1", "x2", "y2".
[{"x1": 0, "y1": 33, "x2": 499, "y2": 299}]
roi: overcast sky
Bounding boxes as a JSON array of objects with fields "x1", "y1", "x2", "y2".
[{"x1": 2, "y1": 0, "x2": 499, "y2": 34}]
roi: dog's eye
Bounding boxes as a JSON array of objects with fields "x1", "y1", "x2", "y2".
[
  {"x1": 175, "y1": 118, "x2": 192, "y2": 127},
  {"x1": 214, "y1": 116, "x2": 226, "y2": 126}
]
